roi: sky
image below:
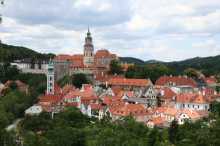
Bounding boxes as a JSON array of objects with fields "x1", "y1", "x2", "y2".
[{"x1": 1, "y1": 0, "x2": 220, "y2": 62}]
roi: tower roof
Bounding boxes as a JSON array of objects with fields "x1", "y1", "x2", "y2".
[{"x1": 87, "y1": 27, "x2": 91, "y2": 37}]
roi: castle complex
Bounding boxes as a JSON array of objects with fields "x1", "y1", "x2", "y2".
[{"x1": 54, "y1": 29, "x2": 117, "y2": 79}]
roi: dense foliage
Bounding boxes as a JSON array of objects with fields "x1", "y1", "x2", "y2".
[
  {"x1": 119, "y1": 57, "x2": 145, "y2": 65},
  {"x1": 121, "y1": 55, "x2": 220, "y2": 78},
  {"x1": 125, "y1": 64, "x2": 176, "y2": 82},
  {"x1": 1, "y1": 103, "x2": 219, "y2": 146},
  {"x1": 58, "y1": 73, "x2": 91, "y2": 88},
  {"x1": 0, "y1": 43, "x2": 55, "y2": 62},
  {"x1": 109, "y1": 60, "x2": 123, "y2": 75},
  {"x1": 0, "y1": 64, "x2": 47, "y2": 145}
]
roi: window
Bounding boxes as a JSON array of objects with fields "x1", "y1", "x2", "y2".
[
  {"x1": 183, "y1": 104, "x2": 185, "y2": 108},
  {"x1": 198, "y1": 105, "x2": 199, "y2": 109}
]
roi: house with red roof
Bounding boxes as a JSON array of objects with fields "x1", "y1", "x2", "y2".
[
  {"x1": 203, "y1": 76, "x2": 218, "y2": 87},
  {"x1": 175, "y1": 93, "x2": 210, "y2": 111},
  {"x1": 109, "y1": 102, "x2": 150, "y2": 122},
  {"x1": 38, "y1": 94, "x2": 64, "y2": 113},
  {"x1": 107, "y1": 77, "x2": 152, "y2": 91},
  {"x1": 155, "y1": 75, "x2": 197, "y2": 88}
]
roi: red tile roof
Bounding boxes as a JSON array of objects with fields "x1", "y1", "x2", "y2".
[
  {"x1": 95, "y1": 50, "x2": 111, "y2": 58},
  {"x1": 108, "y1": 77, "x2": 151, "y2": 87},
  {"x1": 176, "y1": 93, "x2": 209, "y2": 104},
  {"x1": 204, "y1": 76, "x2": 217, "y2": 85},
  {"x1": 110, "y1": 103, "x2": 147, "y2": 116},
  {"x1": 155, "y1": 76, "x2": 197, "y2": 87},
  {"x1": 103, "y1": 96, "x2": 113, "y2": 105},
  {"x1": 161, "y1": 87, "x2": 177, "y2": 99},
  {"x1": 149, "y1": 117, "x2": 166, "y2": 126},
  {"x1": 39, "y1": 94, "x2": 63, "y2": 104}
]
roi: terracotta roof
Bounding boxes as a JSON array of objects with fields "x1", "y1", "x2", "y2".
[
  {"x1": 111, "y1": 86, "x2": 123, "y2": 96},
  {"x1": 149, "y1": 117, "x2": 166, "y2": 126},
  {"x1": 178, "y1": 109, "x2": 208, "y2": 119},
  {"x1": 95, "y1": 50, "x2": 111, "y2": 58},
  {"x1": 204, "y1": 76, "x2": 217, "y2": 84},
  {"x1": 54, "y1": 54, "x2": 84, "y2": 68},
  {"x1": 39, "y1": 94, "x2": 63, "y2": 104},
  {"x1": 164, "y1": 107, "x2": 178, "y2": 116},
  {"x1": 110, "y1": 103, "x2": 147, "y2": 116},
  {"x1": 155, "y1": 76, "x2": 197, "y2": 87},
  {"x1": 108, "y1": 77, "x2": 151, "y2": 87},
  {"x1": 176, "y1": 93, "x2": 209, "y2": 104},
  {"x1": 161, "y1": 87, "x2": 177, "y2": 99}
]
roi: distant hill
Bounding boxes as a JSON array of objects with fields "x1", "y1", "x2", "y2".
[
  {"x1": 165, "y1": 55, "x2": 220, "y2": 75},
  {"x1": 0, "y1": 43, "x2": 55, "y2": 62},
  {"x1": 1, "y1": 43, "x2": 220, "y2": 75},
  {"x1": 119, "y1": 57, "x2": 145, "y2": 65},
  {"x1": 145, "y1": 59, "x2": 164, "y2": 64},
  {"x1": 120, "y1": 55, "x2": 220, "y2": 75}
]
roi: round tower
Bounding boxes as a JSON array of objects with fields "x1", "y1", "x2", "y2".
[{"x1": 83, "y1": 28, "x2": 94, "y2": 66}]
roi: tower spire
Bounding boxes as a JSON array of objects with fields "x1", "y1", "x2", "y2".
[
  {"x1": 88, "y1": 26, "x2": 90, "y2": 33},
  {"x1": 87, "y1": 26, "x2": 91, "y2": 36}
]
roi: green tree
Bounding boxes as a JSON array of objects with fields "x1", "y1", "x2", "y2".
[
  {"x1": 72, "y1": 73, "x2": 90, "y2": 88},
  {"x1": 168, "y1": 120, "x2": 179, "y2": 144},
  {"x1": 109, "y1": 60, "x2": 123, "y2": 75},
  {"x1": 184, "y1": 68, "x2": 200, "y2": 79}
]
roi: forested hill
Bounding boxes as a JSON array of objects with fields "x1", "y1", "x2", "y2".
[
  {"x1": 120, "y1": 55, "x2": 220, "y2": 75},
  {"x1": 165, "y1": 56, "x2": 220, "y2": 74},
  {"x1": 1, "y1": 42, "x2": 220, "y2": 75},
  {"x1": 0, "y1": 43, "x2": 55, "y2": 62},
  {"x1": 119, "y1": 57, "x2": 145, "y2": 65}
]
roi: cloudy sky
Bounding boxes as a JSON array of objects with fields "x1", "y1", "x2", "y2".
[{"x1": 1, "y1": 0, "x2": 220, "y2": 61}]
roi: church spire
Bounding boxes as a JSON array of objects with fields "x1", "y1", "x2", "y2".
[{"x1": 87, "y1": 26, "x2": 91, "y2": 37}]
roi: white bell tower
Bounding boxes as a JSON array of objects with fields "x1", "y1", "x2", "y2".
[{"x1": 47, "y1": 60, "x2": 55, "y2": 94}]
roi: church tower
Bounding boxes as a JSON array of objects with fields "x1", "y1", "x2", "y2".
[
  {"x1": 83, "y1": 28, "x2": 94, "y2": 66},
  {"x1": 47, "y1": 60, "x2": 55, "y2": 95}
]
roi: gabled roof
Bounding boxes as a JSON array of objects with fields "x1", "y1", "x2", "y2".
[{"x1": 160, "y1": 87, "x2": 177, "y2": 99}]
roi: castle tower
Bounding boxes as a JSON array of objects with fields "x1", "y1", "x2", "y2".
[
  {"x1": 47, "y1": 60, "x2": 55, "y2": 94},
  {"x1": 83, "y1": 28, "x2": 94, "y2": 66}
]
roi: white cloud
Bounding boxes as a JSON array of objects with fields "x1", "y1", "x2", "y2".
[{"x1": 1, "y1": 0, "x2": 220, "y2": 61}]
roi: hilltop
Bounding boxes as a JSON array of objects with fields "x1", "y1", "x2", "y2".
[{"x1": 0, "y1": 43, "x2": 55, "y2": 62}]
